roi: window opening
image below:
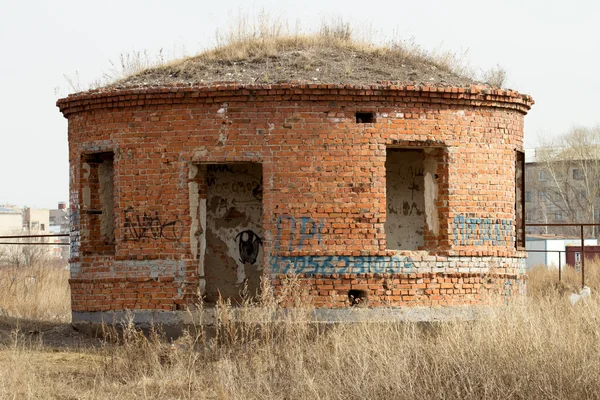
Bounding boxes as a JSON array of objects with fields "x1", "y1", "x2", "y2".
[
  {"x1": 355, "y1": 112, "x2": 375, "y2": 123},
  {"x1": 81, "y1": 152, "x2": 115, "y2": 255},
  {"x1": 385, "y1": 149, "x2": 425, "y2": 250},
  {"x1": 515, "y1": 150, "x2": 525, "y2": 249},
  {"x1": 538, "y1": 170, "x2": 546, "y2": 181}
]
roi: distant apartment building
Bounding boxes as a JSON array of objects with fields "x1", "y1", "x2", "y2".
[
  {"x1": 24, "y1": 208, "x2": 50, "y2": 234},
  {"x1": 0, "y1": 202, "x2": 71, "y2": 266},
  {"x1": 49, "y1": 202, "x2": 69, "y2": 232},
  {"x1": 525, "y1": 148, "x2": 600, "y2": 238},
  {"x1": 49, "y1": 202, "x2": 70, "y2": 260},
  {"x1": 0, "y1": 205, "x2": 22, "y2": 234}
]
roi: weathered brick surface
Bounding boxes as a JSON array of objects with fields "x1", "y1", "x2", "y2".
[
  {"x1": 275, "y1": 271, "x2": 525, "y2": 307},
  {"x1": 58, "y1": 83, "x2": 533, "y2": 313}
]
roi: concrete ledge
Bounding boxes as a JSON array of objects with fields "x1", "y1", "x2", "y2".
[
  {"x1": 312, "y1": 306, "x2": 483, "y2": 323},
  {"x1": 72, "y1": 305, "x2": 493, "y2": 338},
  {"x1": 72, "y1": 310, "x2": 203, "y2": 338}
]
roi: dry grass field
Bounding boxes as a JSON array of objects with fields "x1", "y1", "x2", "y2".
[
  {"x1": 38, "y1": 14, "x2": 562, "y2": 399},
  {"x1": 0, "y1": 263, "x2": 599, "y2": 399}
]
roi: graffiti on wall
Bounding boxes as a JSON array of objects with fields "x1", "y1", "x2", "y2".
[
  {"x1": 401, "y1": 165, "x2": 424, "y2": 180},
  {"x1": 207, "y1": 179, "x2": 263, "y2": 200},
  {"x1": 236, "y1": 230, "x2": 262, "y2": 264},
  {"x1": 275, "y1": 215, "x2": 324, "y2": 251},
  {"x1": 123, "y1": 208, "x2": 183, "y2": 242},
  {"x1": 453, "y1": 215, "x2": 514, "y2": 246},
  {"x1": 69, "y1": 190, "x2": 80, "y2": 258},
  {"x1": 70, "y1": 210, "x2": 80, "y2": 258},
  {"x1": 206, "y1": 165, "x2": 263, "y2": 201},
  {"x1": 270, "y1": 213, "x2": 416, "y2": 275},
  {"x1": 270, "y1": 255, "x2": 414, "y2": 275}
]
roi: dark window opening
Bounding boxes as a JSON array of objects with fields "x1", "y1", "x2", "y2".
[
  {"x1": 356, "y1": 112, "x2": 375, "y2": 123},
  {"x1": 555, "y1": 211, "x2": 563, "y2": 221},
  {"x1": 81, "y1": 152, "x2": 115, "y2": 255},
  {"x1": 516, "y1": 150, "x2": 525, "y2": 249}
]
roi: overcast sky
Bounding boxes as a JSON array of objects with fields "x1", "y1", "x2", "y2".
[{"x1": 1, "y1": 0, "x2": 599, "y2": 209}]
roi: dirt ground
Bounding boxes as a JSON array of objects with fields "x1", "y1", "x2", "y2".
[
  {"x1": 0, "y1": 316, "x2": 98, "y2": 349},
  {"x1": 0, "y1": 316, "x2": 106, "y2": 392}
]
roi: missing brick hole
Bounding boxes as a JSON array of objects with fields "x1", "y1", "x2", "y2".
[
  {"x1": 356, "y1": 112, "x2": 375, "y2": 123},
  {"x1": 348, "y1": 290, "x2": 368, "y2": 306}
]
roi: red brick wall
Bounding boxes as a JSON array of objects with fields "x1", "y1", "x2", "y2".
[{"x1": 58, "y1": 83, "x2": 533, "y2": 312}]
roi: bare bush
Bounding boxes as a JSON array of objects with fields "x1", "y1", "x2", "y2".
[
  {"x1": 0, "y1": 234, "x2": 53, "y2": 270},
  {"x1": 483, "y1": 63, "x2": 507, "y2": 88},
  {"x1": 528, "y1": 125, "x2": 600, "y2": 238}
]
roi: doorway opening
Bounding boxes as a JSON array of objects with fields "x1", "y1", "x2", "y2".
[{"x1": 203, "y1": 163, "x2": 263, "y2": 303}]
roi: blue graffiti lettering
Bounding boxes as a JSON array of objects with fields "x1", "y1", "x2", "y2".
[
  {"x1": 269, "y1": 255, "x2": 415, "y2": 275},
  {"x1": 453, "y1": 215, "x2": 514, "y2": 247},
  {"x1": 275, "y1": 214, "x2": 324, "y2": 251}
]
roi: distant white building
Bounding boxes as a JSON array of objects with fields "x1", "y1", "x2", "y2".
[
  {"x1": 0, "y1": 206, "x2": 22, "y2": 234},
  {"x1": 0, "y1": 203, "x2": 70, "y2": 265},
  {"x1": 23, "y1": 208, "x2": 50, "y2": 233},
  {"x1": 49, "y1": 202, "x2": 69, "y2": 233},
  {"x1": 526, "y1": 236, "x2": 598, "y2": 268},
  {"x1": 49, "y1": 202, "x2": 69, "y2": 260}
]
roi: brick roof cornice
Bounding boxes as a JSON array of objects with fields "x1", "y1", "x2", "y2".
[{"x1": 57, "y1": 83, "x2": 534, "y2": 118}]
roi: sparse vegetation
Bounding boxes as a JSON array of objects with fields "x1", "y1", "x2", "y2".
[
  {"x1": 0, "y1": 235, "x2": 70, "y2": 322},
  {"x1": 0, "y1": 263, "x2": 69, "y2": 322},
  {"x1": 65, "y1": 13, "x2": 515, "y2": 94},
  {"x1": 483, "y1": 63, "x2": 508, "y2": 88},
  {"x1": 114, "y1": 15, "x2": 479, "y2": 89},
  {"x1": 0, "y1": 261, "x2": 600, "y2": 398}
]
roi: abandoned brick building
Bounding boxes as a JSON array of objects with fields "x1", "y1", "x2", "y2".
[{"x1": 57, "y1": 41, "x2": 534, "y2": 326}]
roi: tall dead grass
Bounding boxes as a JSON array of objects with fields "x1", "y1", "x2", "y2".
[
  {"x1": 207, "y1": 13, "x2": 449, "y2": 68},
  {"x1": 164, "y1": 14, "x2": 475, "y2": 80},
  {"x1": 528, "y1": 259, "x2": 600, "y2": 299},
  {"x1": 1, "y1": 264, "x2": 600, "y2": 398},
  {"x1": 0, "y1": 263, "x2": 70, "y2": 322}
]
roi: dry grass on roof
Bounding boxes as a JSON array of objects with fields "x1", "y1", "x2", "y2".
[{"x1": 110, "y1": 20, "x2": 486, "y2": 89}]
